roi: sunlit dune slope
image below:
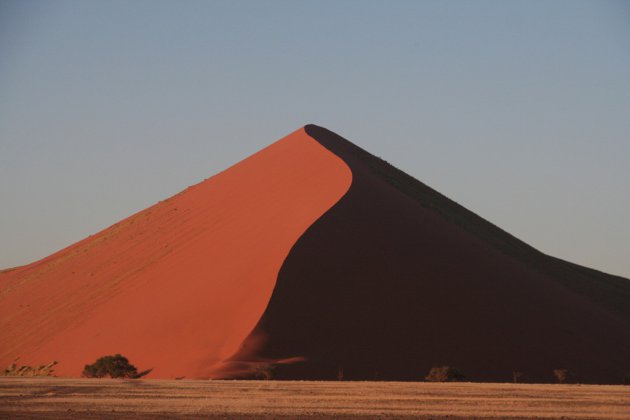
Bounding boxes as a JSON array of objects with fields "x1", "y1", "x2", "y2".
[
  {"x1": 0, "y1": 128, "x2": 351, "y2": 378},
  {"x1": 232, "y1": 125, "x2": 630, "y2": 384}
]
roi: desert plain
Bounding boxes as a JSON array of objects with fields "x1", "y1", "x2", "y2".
[{"x1": 1, "y1": 378, "x2": 629, "y2": 419}]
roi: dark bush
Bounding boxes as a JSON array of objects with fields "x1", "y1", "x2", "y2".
[
  {"x1": 425, "y1": 366, "x2": 465, "y2": 382},
  {"x1": 82, "y1": 354, "x2": 151, "y2": 379},
  {"x1": 249, "y1": 363, "x2": 275, "y2": 380}
]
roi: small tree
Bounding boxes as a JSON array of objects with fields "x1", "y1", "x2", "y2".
[
  {"x1": 512, "y1": 371, "x2": 523, "y2": 383},
  {"x1": 553, "y1": 368, "x2": 570, "y2": 384},
  {"x1": 337, "y1": 366, "x2": 344, "y2": 381},
  {"x1": 425, "y1": 366, "x2": 465, "y2": 382},
  {"x1": 83, "y1": 354, "x2": 151, "y2": 379}
]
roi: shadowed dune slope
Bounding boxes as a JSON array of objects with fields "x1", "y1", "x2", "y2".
[
  {"x1": 232, "y1": 125, "x2": 630, "y2": 384},
  {"x1": 0, "y1": 128, "x2": 351, "y2": 378}
]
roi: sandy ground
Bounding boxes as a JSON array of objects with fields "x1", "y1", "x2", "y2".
[{"x1": 1, "y1": 378, "x2": 629, "y2": 419}]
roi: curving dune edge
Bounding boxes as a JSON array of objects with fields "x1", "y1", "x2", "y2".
[
  {"x1": 2, "y1": 124, "x2": 630, "y2": 384},
  {"x1": 0, "y1": 127, "x2": 352, "y2": 379}
]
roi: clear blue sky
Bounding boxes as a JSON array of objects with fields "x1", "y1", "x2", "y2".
[{"x1": 1, "y1": 0, "x2": 629, "y2": 277}]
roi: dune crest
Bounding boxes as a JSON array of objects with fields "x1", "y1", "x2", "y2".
[
  {"x1": 2, "y1": 125, "x2": 629, "y2": 383},
  {"x1": 231, "y1": 125, "x2": 630, "y2": 384},
  {"x1": 0, "y1": 127, "x2": 351, "y2": 378}
]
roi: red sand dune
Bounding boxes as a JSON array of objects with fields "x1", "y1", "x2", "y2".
[
  {"x1": 0, "y1": 128, "x2": 351, "y2": 378},
  {"x1": 2, "y1": 125, "x2": 630, "y2": 383}
]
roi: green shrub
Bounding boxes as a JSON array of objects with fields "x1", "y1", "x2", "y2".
[
  {"x1": 82, "y1": 354, "x2": 151, "y2": 379},
  {"x1": 425, "y1": 366, "x2": 465, "y2": 382}
]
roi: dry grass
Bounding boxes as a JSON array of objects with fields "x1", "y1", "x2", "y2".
[
  {"x1": 2, "y1": 360, "x2": 58, "y2": 377},
  {"x1": 1, "y1": 378, "x2": 629, "y2": 419}
]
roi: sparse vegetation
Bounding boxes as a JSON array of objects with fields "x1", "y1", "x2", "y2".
[
  {"x1": 2, "y1": 359, "x2": 57, "y2": 377},
  {"x1": 512, "y1": 371, "x2": 524, "y2": 383},
  {"x1": 249, "y1": 363, "x2": 275, "y2": 380},
  {"x1": 553, "y1": 369, "x2": 571, "y2": 384},
  {"x1": 425, "y1": 366, "x2": 465, "y2": 382},
  {"x1": 82, "y1": 354, "x2": 151, "y2": 379}
]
